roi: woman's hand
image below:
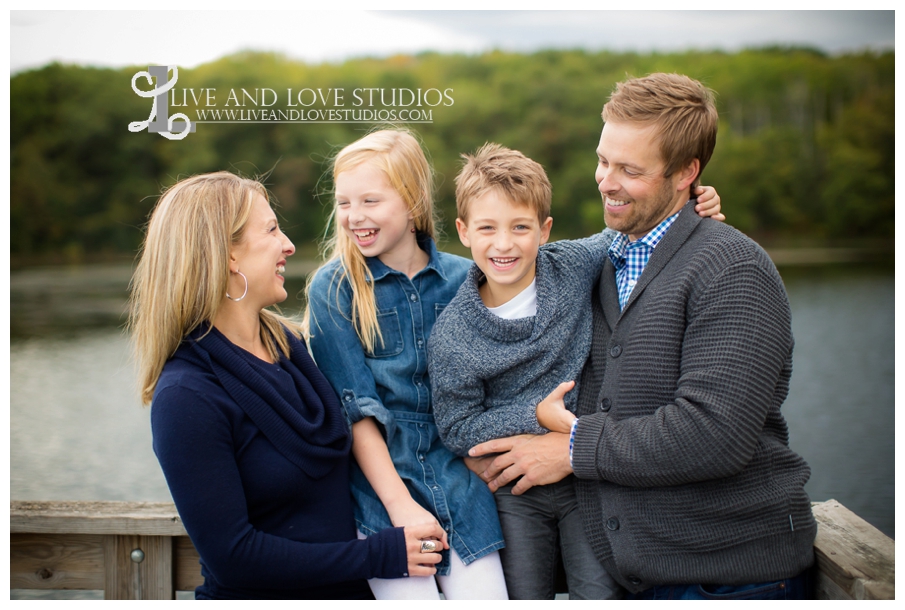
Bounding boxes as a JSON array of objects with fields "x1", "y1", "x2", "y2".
[
  {"x1": 536, "y1": 381, "x2": 577, "y2": 434},
  {"x1": 402, "y1": 523, "x2": 449, "y2": 577},
  {"x1": 694, "y1": 185, "x2": 726, "y2": 222}
]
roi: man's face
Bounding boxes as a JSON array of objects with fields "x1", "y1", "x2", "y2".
[{"x1": 595, "y1": 121, "x2": 692, "y2": 241}]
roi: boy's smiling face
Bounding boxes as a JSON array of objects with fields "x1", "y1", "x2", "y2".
[{"x1": 455, "y1": 189, "x2": 553, "y2": 308}]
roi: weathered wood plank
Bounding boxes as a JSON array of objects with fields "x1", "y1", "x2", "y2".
[
  {"x1": 175, "y1": 535, "x2": 204, "y2": 591},
  {"x1": 812, "y1": 499, "x2": 895, "y2": 600},
  {"x1": 141, "y1": 536, "x2": 175, "y2": 600},
  {"x1": 11, "y1": 501, "x2": 187, "y2": 536},
  {"x1": 10, "y1": 533, "x2": 106, "y2": 590}
]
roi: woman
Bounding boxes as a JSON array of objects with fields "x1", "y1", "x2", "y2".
[{"x1": 129, "y1": 171, "x2": 446, "y2": 599}]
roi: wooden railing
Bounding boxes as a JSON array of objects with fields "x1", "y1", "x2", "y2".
[
  {"x1": 10, "y1": 501, "x2": 202, "y2": 599},
  {"x1": 10, "y1": 499, "x2": 893, "y2": 599}
]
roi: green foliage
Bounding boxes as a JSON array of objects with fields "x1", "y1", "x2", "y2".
[{"x1": 10, "y1": 48, "x2": 894, "y2": 263}]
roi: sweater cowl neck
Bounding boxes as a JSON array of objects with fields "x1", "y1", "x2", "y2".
[
  {"x1": 187, "y1": 324, "x2": 351, "y2": 479},
  {"x1": 462, "y1": 252, "x2": 558, "y2": 343}
]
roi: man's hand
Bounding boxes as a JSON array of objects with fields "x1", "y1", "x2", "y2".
[{"x1": 469, "y1": 432, "x2": 573, "y2": 495}]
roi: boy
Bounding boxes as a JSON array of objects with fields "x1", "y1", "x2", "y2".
[{"x1": 427, "y1": 143, "x2": 621, "y2": 600}]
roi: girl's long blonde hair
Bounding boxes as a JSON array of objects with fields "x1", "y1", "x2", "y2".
[
  {"x1": 129, "y1": 171, "x2": 301, "y2": 405},
  {"x1": 304, "y1": 129, "x2": 439, "y2": 353}
]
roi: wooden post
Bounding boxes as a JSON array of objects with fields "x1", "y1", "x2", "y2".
[{"x1": 104, "y1": 535, "x2": 174, "y2": 600}]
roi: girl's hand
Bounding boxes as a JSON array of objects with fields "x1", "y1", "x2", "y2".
[
  {"x1": 386, "y1": 497, "x2": 449, "y2": 547},
  {"x1": 402, "y1": 523, "x2": 449, "y2": 577},
  {"x1": 536, "y1": 381, "x2": 577, "y2": 434},
  {"x1": 694, "y1": 185, "x2": 726, "y2": 222}
]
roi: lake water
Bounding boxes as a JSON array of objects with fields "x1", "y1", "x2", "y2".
[{"x1": 9, "y1": 261, "x2": 895, "y2": 596}]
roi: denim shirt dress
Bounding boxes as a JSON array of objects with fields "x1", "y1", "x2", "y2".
[{"x1": 307, "y1": 237, "x2": 504, "y2": 575}]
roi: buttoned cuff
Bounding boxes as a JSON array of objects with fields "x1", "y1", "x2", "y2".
[{"x1": 340, "y1": 390, "x2": 397, "y2": 443}]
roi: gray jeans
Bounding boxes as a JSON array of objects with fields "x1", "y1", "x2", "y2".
[{"x1": 494, "y1": 476, "x2": 623, "y2": 600}]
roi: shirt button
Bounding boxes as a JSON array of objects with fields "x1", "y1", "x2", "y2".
[
  {"x1": 628, "y1": 279, "x2": 637, "y2": 287},
  {"x1": 610, "y1": 345, "x2": 622, "y2": 357},
  {"x1": 410, "y1": 294, "x2": 418, "y2": 302},
  {"x1": 606, "y1": 517, "x2": 620, "y2": 531},
  {"x1": 419, "y1": 455, "x2": 425, "y2": 462},
  {"x1": 416, "y1": 381, "x2": 422, "y2": 387},
  {"x1": 417, "y1": 339, "x2": 423, "y2": 347}
]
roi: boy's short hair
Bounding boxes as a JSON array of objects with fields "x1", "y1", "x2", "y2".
[
  {"x1": 455, "y1": 143, "x2": 552, "y2": 223},
  {"x1": 602, "y1": 73, "x2": 718, "y2": 187}
]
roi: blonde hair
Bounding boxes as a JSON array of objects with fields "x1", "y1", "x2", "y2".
[
  {"x1": 602, "y1": 73, "x2": 718, "y2": 187},
  {"x1": 455, "y1": 143, "x2": 552, "y2": 224},
  {"x1": 304, "y1": 129, "x2": 438, "y2": 354},
  {"x1": 129, "y1": 171, "x2": 301, "y2": 405}
]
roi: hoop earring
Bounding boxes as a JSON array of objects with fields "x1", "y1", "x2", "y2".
[{"x1": 226, "y1": 271, "x2": 248, "y2": 302}]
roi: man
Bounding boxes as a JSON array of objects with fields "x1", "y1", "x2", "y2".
[{"x1": 469, "y1": 73, "x2": 816, "y2": 599}]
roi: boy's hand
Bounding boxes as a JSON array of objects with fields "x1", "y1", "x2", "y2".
[
  {"x1": 464, "y1": 455, "x2": 497, "y2": 483},
  {"x1": 694, "y1": 185, "x2": 726, "y2": 222},
  {"x1": 536, "y1": 380, "x2": 577, "y2": 434}
]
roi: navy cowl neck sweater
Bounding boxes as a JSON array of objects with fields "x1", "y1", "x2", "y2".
[{"x1": 151, "y1": 325, "x2": 406, "y2": 599}]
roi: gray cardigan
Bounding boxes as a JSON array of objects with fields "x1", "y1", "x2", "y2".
[
  {"x1": 572, "y1": 201, "x2": 817, "y2": 593},
  {"x1": 429, "y1": 230, "x2": 615, "y2": 456}
]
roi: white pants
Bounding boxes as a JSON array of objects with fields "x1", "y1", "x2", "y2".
[{"x1": 359, "y1": 531, "x2": 508, "y2": 600}]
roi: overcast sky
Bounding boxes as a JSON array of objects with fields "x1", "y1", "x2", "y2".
[{"x1": 10, "y1": 9, "x2": 895, "y2": 75}]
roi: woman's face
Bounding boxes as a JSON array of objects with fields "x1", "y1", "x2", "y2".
[{"x1": 229, "y1": 193, "x2": 295, "y2": 308}]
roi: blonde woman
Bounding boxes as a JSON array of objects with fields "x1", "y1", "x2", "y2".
[{"x1": 130, "y1": 171, "x2": 444, "y2": 600}]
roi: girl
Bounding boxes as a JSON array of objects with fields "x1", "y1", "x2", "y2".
[
  {"x1": 305, "y1": 129, "x2": 722, "y2": 600},
  {"x1": 305, "y1": 130, "x2": 507, "y2": 600}
]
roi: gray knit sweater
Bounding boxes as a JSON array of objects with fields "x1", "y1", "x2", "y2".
[
  {"x1": 429, "y1": 230, "x2": 616, "y2": 457},
  {"x1": 572, "y1": 202, "x2": 816, "y2": 593}
]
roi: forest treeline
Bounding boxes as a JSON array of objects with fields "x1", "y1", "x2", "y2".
[{"x1": 10, "y1": 47, "x2": 894, "y2": 265}]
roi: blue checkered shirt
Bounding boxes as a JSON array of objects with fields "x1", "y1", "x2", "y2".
[{"x1": 607, "y1": 209, "x2": 683, "y2": 310}]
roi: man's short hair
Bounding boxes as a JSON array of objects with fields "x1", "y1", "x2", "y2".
[
  {"x1": 602, "y1": 73, "x2": 718, "y2": 186},
  {"x1": 455, "y1": 143, "x2": 552, "y2": 223}
]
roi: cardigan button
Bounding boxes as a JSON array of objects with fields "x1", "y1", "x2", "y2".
[
  {"x1": 610, "y1": 345, "x2": 622, "y2": 357},
  {"x1": 606, "y1": 517, "x2": 620, "y2": 530},
  {"x1": 599, "y1": 398, "x2": 611, "y2": 411},
  {"x1": 628, "y1": 576, "x2": 642, "y2": 586}
]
